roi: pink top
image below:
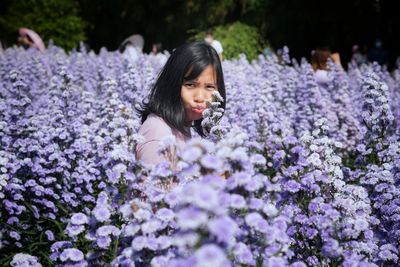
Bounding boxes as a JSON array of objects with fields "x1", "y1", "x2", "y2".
[{"x1": 135, "y1": 113, "x2": 192, "y2": 165}]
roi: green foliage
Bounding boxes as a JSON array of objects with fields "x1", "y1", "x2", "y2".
[
  {"x1": 184, "y1": 0, "x2": 235, "y2": 26},
  {"x1": 0, "y1": 0, "x2": 86, "y2": 51},
  {"x1": 76, "y1": 0, "x2": 238, "y2": 52},
  {"x1": 190, "y1": 21, "x2": 267, "y2": 60}
]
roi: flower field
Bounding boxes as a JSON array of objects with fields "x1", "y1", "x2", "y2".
[{"x1": 1, "y1": 45, "x2": 399, "y2": 267}]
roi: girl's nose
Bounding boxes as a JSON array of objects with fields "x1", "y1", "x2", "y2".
[{"x1": 194, "y1": 89, "x2": 205, "y2": 103}]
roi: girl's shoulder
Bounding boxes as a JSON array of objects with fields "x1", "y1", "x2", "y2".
[{"x1": 138, "y1": 113, "x2": 173, "y2": 141}]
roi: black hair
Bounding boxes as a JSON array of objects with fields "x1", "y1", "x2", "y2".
[
  {"x1": 137, "y1": 41, "x2": 226, "y2": 137},
  {"x1": 153, "y1": 42, "x2": 163, "y2": 53}
]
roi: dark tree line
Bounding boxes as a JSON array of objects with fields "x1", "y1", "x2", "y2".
[{"x1": 1, "y1": 0, "x2": 400, "y2": 67}]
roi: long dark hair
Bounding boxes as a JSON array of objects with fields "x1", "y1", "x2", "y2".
[
  {"x1": 311, "y1": 47, "x2": 332, "y2": 71},
  {"x1": 137, "y1": 41, "x2": 226, "y2": 137}
]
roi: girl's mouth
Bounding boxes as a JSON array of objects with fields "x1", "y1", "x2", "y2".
[{"x1": 192, "y1": 107, "x2": 205, "y2": 114}]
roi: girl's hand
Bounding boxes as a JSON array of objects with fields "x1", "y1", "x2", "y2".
[
  {"x1": 331, "y1": 53, "x2": 343, "y2": 70},
  {"x1": 331, "y1": 53, "x2": 341, "y2": 65}
]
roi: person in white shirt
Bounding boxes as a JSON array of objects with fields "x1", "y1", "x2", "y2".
[
  {"x1": 205, "y1": 30, "x2": 223, "y2": 61},
  {"x1": 119, "y1": 34, "x2": 144, "y2": 63},
  {"x1": 311, "y1": 47, "x2": 343, "y2": 85},
  {"x1": 124, "y1": 43, "x2": 141, "y2": 63},
  {"x1": 150, "y1": 42, "x2": 168, "y2": 65}
]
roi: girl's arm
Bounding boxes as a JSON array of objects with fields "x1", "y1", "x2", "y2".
[{"x1": 136, "y1": 140, "x2": 166, "y2": 166}]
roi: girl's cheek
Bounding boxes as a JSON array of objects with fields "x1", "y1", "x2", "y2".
[{"x1": 206, "y1": 91, "x2": 214, "y2": 100}]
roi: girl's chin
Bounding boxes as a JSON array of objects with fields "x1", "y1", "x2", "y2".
[{"x1": 188, "y1": 114, "x2": 203, "y2": 122}]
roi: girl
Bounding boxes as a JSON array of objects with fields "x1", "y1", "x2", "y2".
[{"x1": 136, "y1": 42, "x2": 226, "y2": 165}]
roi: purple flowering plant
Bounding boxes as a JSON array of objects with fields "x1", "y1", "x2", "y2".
[{"x1": 0, "y1": 44, "x2": 399, "y2": 267}]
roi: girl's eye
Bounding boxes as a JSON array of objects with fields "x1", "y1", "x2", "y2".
[
  {"x1": 206, "y1": 85, "x2": 216, "y2": 91},
  {"x1": 185, "y1": 83, "x2": 195, "y2": 88}
]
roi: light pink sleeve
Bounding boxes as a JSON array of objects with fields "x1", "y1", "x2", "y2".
[{"x1": 135, "y1": 115, "x2": 172, "y2": 166}]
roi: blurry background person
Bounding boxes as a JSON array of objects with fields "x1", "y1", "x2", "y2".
[
  {"x1": 204, "y1": 30, "x2": 223, "y2": 61},
  {"x1": 351, "y1": 44, "x2": 367, "y2": 66},
  {"x1": 311, "y1": 47, "x2": 343, "y2": 85},
  {"x1": 262, "y1": 46, "x2": 275, "y2": 58},
  {"x1": 396, "y1": 55, "x2": 400, "y2": 68},
  {"x1": 149, "y1": 42, "x2": 168, "y2": 65},
  {"x1": 18, "y1": 28, "x2": 45, "y2": 51},
  {"x1": 119, "y1": 34, "x2": 144, "y2": 63},
  {"x1": 18, "y1": 35, "x2": 33, "y2": 49},
  {"x1": 368, "y1": 38, "x2": 387, "y2": 66},
  {"x1": 151, "y1": 42, "x2": 162, "y2": 55},
  {"x1": 0, "y1": 40, "x2": 5, "y2": 53}
]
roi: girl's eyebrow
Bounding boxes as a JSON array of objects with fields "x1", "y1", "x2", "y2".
[
  {"x1": 184, "y1": 80, "x2": 216, "y2": 86},
  {"x1": 184, "y1": 79, "x2": 197, "y2": 83}
]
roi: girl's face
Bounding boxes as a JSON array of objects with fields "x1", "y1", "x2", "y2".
[{"x1": 181, "y1": 65, "x2": 217, "y2": 122}]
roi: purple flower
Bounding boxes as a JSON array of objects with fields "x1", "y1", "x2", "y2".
[
  {"x1": 208, "y1": 216, "x2": 239, "y2": 244},
  {"x1": 182, "y1": 182, "x2": 219, "y2": 210},
  {"x1": 165, "y1": 190, "x2": 180, "y2": 207},
  {"x1": 285, "y1": 180, "x2": 301, "y2": 193},
  {"x1": 231, "y1": 172, "x2": 252, "y2": 186},
  {"x1": 156, "y1": 208, "x2": 175, "y2": 222},
  {"x1": 70, "y1": 213, "x2": 89, "y2": 225},
  {"x1": 229, "y1": 194, "x2": 247, "y2": 209},
  {"x1": 151, "y1": 255, "x2": 171, "y2": 267},
  {"x1": 201, "y1": 174, "x2": 227, "y2": 190},
  {"x1": 133, "y1": 208, "x2": 152, "y2": 221},
  {"x1": 157, "y1": 235, "x2": 173, "y2": 250},
  {"x1": 177, "y1": 207, "x2": 208, "y2": 230},
  {"x1": 119, "y1": 203, "x2": 133, "y2": 218},
  {"x1": 322, "y1": 239, "x2": 342, "y2": 258},
  {"x1": 131, "y1": 236, "x2": 147, "y2": 251},
  {"x1": 96, "y1": 236, "x2": 112, "y2": 249},
  {"x1": 181, "y1": 146, "x2": 203, "y2": 162},
  {"x1": 244, "y1": 176, "x2": 264, "y2": 192},
  {"x1": 96, "y1": 191, "x2": 109, "y2": 206},
  {"x1": 290, "y1": 262, "x2": 307, "y2": 267},
  {"x1": 378, "y1": 244, "x2": 399, "y2": 262},
  {"x1": 200, "y1": 155, "x2": 223, "y2": 170},
  {"x1": 354, "y1": 219, "x2": 368, "y2": 231},
  {"x1": 7, "y1": 217, "x2": 19, "y2": 225},
  {"x1": 50, "y1": 241, "x2": 72, "y2": 253},
  {"x1": 152, "y1": 161, "x2": 172, "y2": 177},
  {"x1": 245, "y1": 212, "x2": 263, "y2": 226},
  {"x1": 66, "y1": 224, "x2": 85, "y2": 237},
  {"x1": 96, "y1": 225, "x2": 121, "y2": 237},
  {"x1": 145, "y1": 187, "x2": 165, "y2": 203},
  {"x1": 122, "y1": 223, "x2": 140, "y2": 237},
  {"x1": 9, "y1": 231, "x2": 21, "y2": 240},
  {"x1": 245, "y1": 212, "x2": 269, "y2": 233},
  {"x1": 263, "y1": 256, "x2": 287, "y2": 267},
  {"x1": 10, "y1": 253, "x2": 42, "y2": 267},
  {"x1": 93, "y1": 206, "x2": 111, "y2": 222},
  {"x1": 59, "y1": 248, "x2": 84, "y2": 262},
  {"x1": 273, "y1": 150, "x2": 286, "y2": 161},
  {"x1": 194, "y1": 244, "x2": 227, "y2": 267},
  {"x1": 45, "y1": 230, "x2": 55, "y2": 241},
  {"x1": 141, "y1": 219, "x2": 162, "y2": 234},
  {"x1": 233, "y1": 242, "x2": 255, "y2": 265},
  {"x1": 249, "y1": 198, "x2": 264, "y2": 210},
  {"x1": 158, "y1": 135, "x2": 177, "y2": 153},
  {"x1": 146, "y1": 236, "x2": 159, "y2": 251},
  {"x1": 250, "y1": 153, "x2": 266, "y2": 166},
  {"x1": 263, "y1": 204, "x2": 279, "y2": 217}
]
